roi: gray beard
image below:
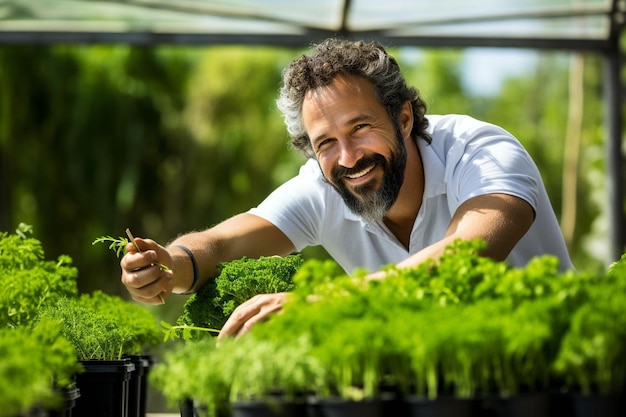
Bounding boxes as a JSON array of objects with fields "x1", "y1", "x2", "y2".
[
  {"x1": 325, "y1": 129, "x2": 407, "y2": 223},
  {"x1": 348, "y1": 189, "x2": 392, "y2": 223}
]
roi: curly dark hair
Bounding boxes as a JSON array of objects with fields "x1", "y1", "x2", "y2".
[{"x1": 277, "y1": 38, "x2": 430, "y2": 158}]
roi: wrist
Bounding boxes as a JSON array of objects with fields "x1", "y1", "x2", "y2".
[{"x1": 171, "y1": 244, "x2": 200, "y2": 295}]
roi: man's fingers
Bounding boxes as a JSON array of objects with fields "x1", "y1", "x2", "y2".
[
  {"x1": 218, "y1": 293, "x2": 286, "y2": 339},
  {"x1": 131, "y1": 291, "x2": 167, "y2": 305},
  {"x1": 122, "y1": 263, "x2": 173, "y2": 303},
  {"x1": 122, "y1": 262, "x2": 160, "y2": 289},
  {"x1": 121, "y1": 250, "x2": 160, "y2": 275},
  {"x1": 218, "y1": 296, "x2": 262, "y2": 339}
]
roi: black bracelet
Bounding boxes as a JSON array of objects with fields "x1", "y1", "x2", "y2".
[{"x1": 172, "y1": 244, "x2": 199, "y2": 295}]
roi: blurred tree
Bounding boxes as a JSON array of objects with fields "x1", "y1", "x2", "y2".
[
  {"x1": 401, "y1": 49, "x2": 473, "y2": 115},
  {"x1": 0, "y1": 45, "x2": 307, "y2": 295}
]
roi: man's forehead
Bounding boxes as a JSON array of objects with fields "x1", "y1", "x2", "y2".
[
  {"x1": 303, "y1": 76, "x2": 378, "y2": 120},
  {"x1": 305, "y1": 74, "x2": 373, "y2": 99}
]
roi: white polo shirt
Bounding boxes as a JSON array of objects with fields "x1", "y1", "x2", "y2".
[{"x1": 249, "y1": 114, "x2": 574, "y2": 273}]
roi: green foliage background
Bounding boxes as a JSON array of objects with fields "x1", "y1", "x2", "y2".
[{"x1": 0, "y1": 45, "x2": 609, "y2": 300}]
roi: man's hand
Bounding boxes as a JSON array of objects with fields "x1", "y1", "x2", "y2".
[
  {"x1": 218, "y1": 292, "x2": 287, "y2": 339},
  {"x1": 120, "y1": 237, "x2": 174, "y2": 305}
]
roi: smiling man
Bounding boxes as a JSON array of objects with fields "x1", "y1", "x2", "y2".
[{"x1": 120, "y1": 38, "x2": 574, "y2": 337}]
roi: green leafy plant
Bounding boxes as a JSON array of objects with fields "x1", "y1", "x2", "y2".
[
  {"x1": 0, "y1": 223, "x2": 78, "y2": 328},
  {"x1": 150, "y1": 337, "x2": 229, "y2": 416},
  {"x1": 38, "y1": 296, "x2": 132, "y2": 360},
  {"x1": 0, "y1": 223, "x2": 162, "y2": 415},
  {"x1": 174, "y1": 254, "x2": 302, "y2": 339},
  {"x1": 152, "y1": 238, "x2": 626, "y2": 413},
  {"x1": 397, "y1": 297, "x2": 557, "y2": 399},
  {"x1": 553, "y1": 273, "x2": 626, "y2": 395},
  {"x1": 37, "y1": 292, "x2": 161, "y2": 360},
  {"x1": 151, "y1": 330, "x2": 323, "y2": 417},
  {"x1": 0, "y1": 319, "x2": 81, "y2": 415},
  {"x1": 607, "y1": 251, "x2": 626, "y2": 277},
  {"x1": 80, "y1": 290, "x2": 162, "y2": 353}
]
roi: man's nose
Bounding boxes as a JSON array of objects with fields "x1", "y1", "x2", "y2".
[{"x1": 337, "y1": 139, "x2": 364, "y2": 168}]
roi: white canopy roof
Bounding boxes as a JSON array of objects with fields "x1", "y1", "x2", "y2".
[{"x1": 0, "y1": 0, "x2": 621, "y2": 50}]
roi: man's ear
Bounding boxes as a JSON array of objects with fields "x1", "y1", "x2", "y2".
[{"x1": 399, "y1": 100, "x2": 414, "y2": 140}]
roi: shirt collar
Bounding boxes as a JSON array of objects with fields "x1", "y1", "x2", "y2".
[{"x1": 418, "y1": 139, "x2": 448, "y2": 199}]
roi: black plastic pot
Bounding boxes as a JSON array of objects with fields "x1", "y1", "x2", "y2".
[
  {"x1": 380, "y1": 392, "x2": 408, "y2": 416},
  {"x1": 125, "y1": 355, "x2": 154, "y2": 417},
  {"x1": 48, "y1": 384, "x2": 81, "y2": 417},
  {"x1": 568, "y1": 392, "x2": 621, "y2": 417},
  {"x1": 406, "y1": 395, "x2": 475, "y2": 417},
  {"x1": 231, "y1": 399, "x2": 307, "y2": 417},
  {"x1": 179, "y1": 399, "x2": 232, "y2": 417},
  {"x1": 74, "y1": 358, "x2": 135, "y2": 417},
  {"x1": 179, "y1": 398, "x2": 198, "y2": 417},
  {"x1": 477, "y1": 393, "x2": 549, "y2": 417},
  {"x1": 21, "y1": 406, "x2": 49, "y2": 417},
  {"x1": 312, "y1": 398, "x2": 382, "y2": 417}
]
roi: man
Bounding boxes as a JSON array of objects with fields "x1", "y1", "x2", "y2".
[{"x1": 120, "y1": 38, "x2": 573, "y2": 337}]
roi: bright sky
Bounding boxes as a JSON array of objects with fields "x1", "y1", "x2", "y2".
[
  {"x1": 461, "y1": 48, "x2": 538, "y2": 95},
  {"x1": 399, "y1": 46, "x2": 539, "y2": 97}
]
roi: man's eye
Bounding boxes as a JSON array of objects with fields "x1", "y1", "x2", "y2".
[{"x1": 317, "y1": 139, "x2": 332, "y2": 149}]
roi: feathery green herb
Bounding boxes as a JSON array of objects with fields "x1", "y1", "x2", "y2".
[
  {"x1": 174, "y1": 254, "x2": 303, "y2": 340},
  {"x1": 92, "y1": 231, "x2": 170, "y2": 270},
  {"x1": 0, "y1": 319, "x2": 81, "y2": 415},
  {"x1": 38, "y1": 292, "x2": 161, "y2": 360},
  {"x1": 0, "y1": 223, "x2": 78, "y2": 328},
  {"x1": 153, "y1": 238, "x2": 626, "y2": 413},
  {"x1": 91, "y1": 235, "x2": 129, "y2": 258}
]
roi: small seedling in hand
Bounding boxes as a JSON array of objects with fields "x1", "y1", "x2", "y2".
[
  {"x1": 93, "y1": 228, "x2": 169, "y2": 303},
  {"x1": 92, "y1": 234, "x2": 130, "y2": 258},
  {"x1": 124, "y1": 228, "x2": 170, "y2": 272},
  {"x1": 92, "y1": 229, "x2": 170, "y2": 271}
]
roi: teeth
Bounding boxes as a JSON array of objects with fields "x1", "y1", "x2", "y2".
[{"x1": 346, "y1": 165, "x2": 375, "y2": 179}]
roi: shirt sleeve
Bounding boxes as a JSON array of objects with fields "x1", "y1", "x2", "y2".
[
  {"x1": 444, "y1": 121, "x2": 540, "y2": 215},
  {"x1": 248, "y1": 160, "x2": 327, "y2": 251}
]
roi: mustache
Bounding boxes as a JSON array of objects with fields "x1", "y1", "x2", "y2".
[{"x1": 331, "y1": 154, "x2": 386, "y2": 183}]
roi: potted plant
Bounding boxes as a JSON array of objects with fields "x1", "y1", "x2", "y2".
[
  {"x1": 0, "y1": 224, "x2": 81, "y2": 416},
  {"x1": 0, "y1": 224, "x2": 164, "y2": 417},
  {"x1": 0, "y1": 319, "x2": 81, "y2": 416},
  {"x1": 0, "y1": 223, "x2": 79, "y2": 329},
  {"x1": 93, "y1": 231, "x2": 180, "y2": 417},
  {"x1": 78, "y1": 290, "x2": 163, "y2": 417},
  {"x1": 152, "y1": 238, "x2": 626, "y2": 417},
  {"x1": 552, "y1": 254, "x2": 626, "y2": 417},
  {"x1": 223, "y1": 333, "x2": 321, "y2": 417},
  {"x1": 37, "y1": 290, "x2": 162, "y2": 417},
  {"x1": 154, "y1": 317, "x2": 324, "y2": 417},
  {"x1": 151, "y1": 337, "x2": 228, "y2": 417},
  {"x1": 288, "y1": 240, "x2": 584, "y2": 417},
  {"x1": 386, "y1": 243, "x2": 588, "y2": 417},
  {"x1": 151, "y1": 254, "x2": 305, "y2": 416}
]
